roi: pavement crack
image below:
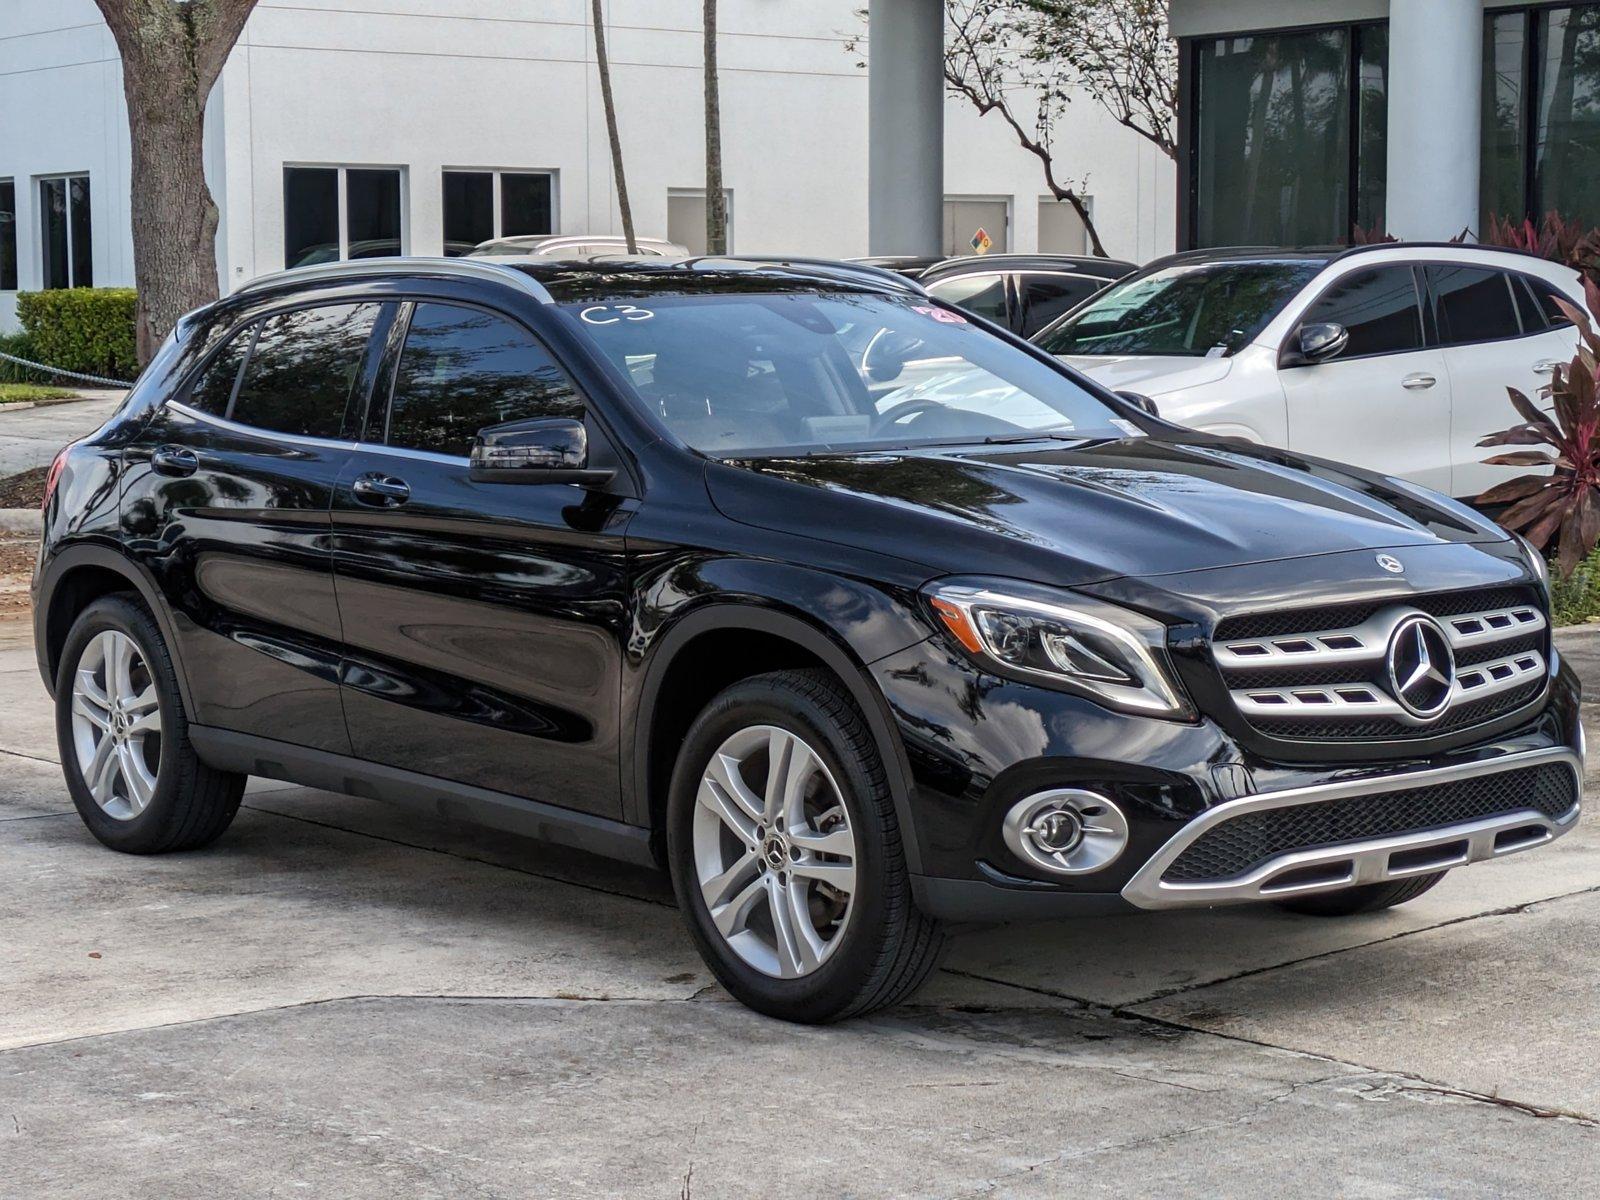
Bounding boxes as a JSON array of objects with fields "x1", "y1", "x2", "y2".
[{"x1": 1117, "y1": 882, "x2": 1600, "y2": 1008}]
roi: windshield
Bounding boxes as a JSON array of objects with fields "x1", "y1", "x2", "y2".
[
  {"x1": 564, "y1": 291, "x2": 1135, "y2": 455},
  {"x1": 1034, "y1": 260, "x2": 1323, "y2": 358}
]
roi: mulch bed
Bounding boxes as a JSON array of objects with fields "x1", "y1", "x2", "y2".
[{"x1": 0, "y1": 467, "x2": 46, "y2": 509}]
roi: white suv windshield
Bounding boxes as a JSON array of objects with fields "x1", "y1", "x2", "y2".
[
  {"x1": 566, "y1": 291, "x2": 1130, "y2": 455},
  {"x1": 1036, "y1": 260, "x2": 1324, "y2": 358}
]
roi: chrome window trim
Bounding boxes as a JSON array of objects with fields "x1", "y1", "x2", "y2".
[
  {"x1": 236, "y1": 256, "x2": 555, "y2": 305},
  {"x1": 166, "y1": 399, "x2": 359, "y2": 452},
  {"x1": 1121, "y1": 746, "x2": 1582, "y2": 910}
]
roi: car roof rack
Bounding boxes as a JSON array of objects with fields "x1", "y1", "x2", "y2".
[
  {"x1": 679, "y1": 255, "x2": 928, "y2": 296},
  {"x1": 1327, "y1": 240, "x2": 1561, "y2": 267},
  {"x1": 234, "y1": 256, "x2": 556, "y2": 304},
  {"x1": 920, "y1": 252, "x2": 1138, "y2": 276}
]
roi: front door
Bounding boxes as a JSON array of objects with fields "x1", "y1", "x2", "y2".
[
  {"x1": 120, "y1": 300, "x2": 389, "y2": 753},
  {"x1": 331, "y1": 299, "x2": 635, "y2": 819},
  {"x1": 1279, "y1": 264, "x2": 1454, "y2": 494}
]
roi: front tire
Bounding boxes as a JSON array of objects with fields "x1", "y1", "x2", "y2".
[
  {"x1": 56, "y1": 594, "x2": 246, "y2": 854},
  {"x1": 667, "y1": 669, "x2": 946, "y2": 1022},
  {"x1": 1274, "y1": 871, "x2": 1446, "y2": 916}
]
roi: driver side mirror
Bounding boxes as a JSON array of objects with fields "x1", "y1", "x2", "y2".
[
  {"x1": 469, "y1": 416, "x2": 615, "y2": 488},
  {"x1": 1282, "y1": 322, "x2": 1350, "y2": 368}
]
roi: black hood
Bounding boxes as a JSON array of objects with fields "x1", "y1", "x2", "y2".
[{"x1": 705, "y1": 437, "x2": 1508, "y2": 588}]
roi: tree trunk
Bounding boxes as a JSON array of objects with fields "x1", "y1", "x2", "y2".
[
  {"x1": 123, "y1": 79, "x2": 220, "y2": 363},
  {"x1": 704, "y1": 0, "x2": 728, "y2": 255},
  {"x1": 95, "y1": 1, "x2": 257, "y2": 364},
  {"x1": 591, "y1": 0, "x2": 637, "y2": 254}
]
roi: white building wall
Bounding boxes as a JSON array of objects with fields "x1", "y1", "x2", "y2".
[{"x1": 0, "y1": 0, "x2": 1173, "y2": 332}]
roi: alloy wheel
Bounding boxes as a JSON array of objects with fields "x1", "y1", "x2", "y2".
[
  {"x1": 691, "y1": 724, "x2": 858, "y2": 978},
  {"x1": 70, "y1": 630, "x2": 162, "y2": 821}
]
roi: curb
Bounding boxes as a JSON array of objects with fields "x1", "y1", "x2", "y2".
[{"x1": 0, "y1": 508, "x2": 42, "y2": 536}]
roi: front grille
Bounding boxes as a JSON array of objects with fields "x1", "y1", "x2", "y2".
[
  {"x1": 1214, "y1": 587, "x2": 1531, "y2": 643},
  {"x1": 1214, "y1": 587, "x2": 1548, "y2": 744},
  {"x1": 1163, "y1": 762, "x2": 1578, "y2": 882}
]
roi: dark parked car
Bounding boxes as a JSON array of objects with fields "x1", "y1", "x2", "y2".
[
  {"x1": 918, "y1": 253, "x2": 1137, "y2": 337},
  {"x1": 35, "y1": 256, "x2": 1581, "y2": 1023}
]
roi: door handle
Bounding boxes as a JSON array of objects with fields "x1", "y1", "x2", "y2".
[
  {"x1": 1401, "y1": 373, "x2": 1437, "y2": 391},
  {"x1": 1533, "y1": 359, "x2": 1562, "y2": 375},
  {"x1": 352, "y1": 473, "x2": 411, "y2": 507},
  {"x1": 150, "y1": 445, "x2": 199, "y2": 477}
]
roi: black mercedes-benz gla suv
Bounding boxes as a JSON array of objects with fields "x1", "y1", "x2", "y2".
[{"x1": 34, "y1": 256, "x2": 1582, "y2": 1022}]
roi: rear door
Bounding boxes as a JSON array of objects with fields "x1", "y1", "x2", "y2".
[
  {"x1": 1432, "y1": 265, "x2": 1574, "y2": 499},
  {"x1": 1278, "y1": 264, "x2": 1453, "y2": 494},
  {"x1": 1014, "y1": 271, "x2": 1106, "y2": 337},
  {"x1": 331, "y1": 297, "x2": 635, "y2": 819},
  {"x1": 120, "y1": 300, "x2": 389, "y2": 752}
]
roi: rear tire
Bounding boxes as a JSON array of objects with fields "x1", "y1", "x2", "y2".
[
  {"x1": 1274, "y1": 871, "x2": 1446, "y2": 916},
  {"x1": 56, "y1": 594, "x2": 246, "y2": 854},
  {"x1": 667, "y1": 668, "x2": 947, "y2": 1023}
]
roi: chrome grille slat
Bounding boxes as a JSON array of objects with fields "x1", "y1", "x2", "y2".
[
  {"x1": 1214, "y1": 592, "x2": 1550, "y2": 743},
  {"x1": 1217, "y1": 602, "x2": 1545, "y2": 669},
  {"x1": 1233, "y1": 648, "x2": 1546, "y2": 723}
]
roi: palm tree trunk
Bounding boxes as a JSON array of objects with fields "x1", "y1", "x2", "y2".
[
  {"x1": 704, "y1": 0, "x2": 728, "y2": 255},
  {"x1": 591, "y1": 0, "x2": 637, "y2": 253}
]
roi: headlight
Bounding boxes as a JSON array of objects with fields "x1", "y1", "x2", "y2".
[
  {"x1": 924, "y1": 579, "x2": 1194, "y2": 719},
  {"x1": 1514, "y1": 533, "x2": 1551, "y2": 604}
]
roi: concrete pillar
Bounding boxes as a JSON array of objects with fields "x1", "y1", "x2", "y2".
[
  {"x1": 868, "y1": 0, "x2": 944, "y2": 256},
  {"x1": 1385, "y1": 0, "x2": 1482, "y2": 239}
]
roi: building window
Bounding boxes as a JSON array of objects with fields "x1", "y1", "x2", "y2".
[
  {"x1": 283, "y1": 166, "x2": 405, "y2": 270},
  {"x1": 1482, "y1": 4, "x2": 1600, "y2": 230},
  {"x1": 668, "y1": 188, "x2": 734, "y2": 256},
  {"x1": 38, "y1": 175, "x2": 92, "y2": 289},
  {"x1": 1185, "y1": 24, "x2": 1387, "y2": 248},
  {"x1": 1, "y1": 180, "x2": 17, "y2": 291},
  {"x1": 442, "y1": 170, "x2": 555, "y2": 256}
]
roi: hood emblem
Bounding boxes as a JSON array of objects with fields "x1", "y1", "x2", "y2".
[
  {"x1": 1376, "y1": 554, "x2": 1404, "y2": 575},
  {"x1": 1386, "y1": 615, "x2": 1455, "y2": 720}
]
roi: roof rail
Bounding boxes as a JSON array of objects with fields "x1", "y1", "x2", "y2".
[
  {"x1": 679, "y1": 255, "x2": 928, "y2": 296},
  {"x1": 234, "y1": 256, "x2": 555, "y2": 303},
  {"x1": 1327, "y1": 239, "x2": 1560, "y2": 266}
]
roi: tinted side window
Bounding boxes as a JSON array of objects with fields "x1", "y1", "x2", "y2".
[
  {"x1": 1428, "y1": 266, "x2": 1521, "y2": 343},
  {"x1": 1302, "y1": 267, "x2": 1423, "y2": 358},
  {"x1": 1512, "y1": 275, "x2": 1548, "y2": 334},
  {"x1": 186, "y1": 323, "x2": 255, "y2": 416},
  {"x1": 926, "y1": 275, "x2": 1009, "y2": 324},
  {"x1": 1017, "y1": 273, "x2": 1103, "y2": 336},
  {"x1": 231, "y1": 303, "x2": 381, "y2": 438},
  {"x1": 1527, "y1": 276, "x2": 1576, "y2": 328},
  {"x1": 387, "y1": 303, "x2": 583, "y2": 458}
]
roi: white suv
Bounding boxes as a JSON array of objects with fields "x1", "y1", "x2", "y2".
[{"x1": 1035, "y1": 244, "x2": 1584, "y2": 500}]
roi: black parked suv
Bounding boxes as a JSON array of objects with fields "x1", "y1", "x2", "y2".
[{"x1": 35, "y1": 256, "x2": 1582, "y2": 1023}]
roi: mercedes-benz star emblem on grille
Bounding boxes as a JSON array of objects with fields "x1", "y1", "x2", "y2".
[
  {"x1": 1386, "y1": 614, "x2": 1456, "y2": 720},
  {"x1": 1376, "y1": 553, "x2": 1404, "y2": 574}
]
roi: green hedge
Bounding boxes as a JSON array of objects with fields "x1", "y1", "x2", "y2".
[
  {"x1": 0, "y1": 330, "x2": 38, "y2": 384},
  {"x1": 14, "y1": 288, "x2": 138, "y2": 382}
]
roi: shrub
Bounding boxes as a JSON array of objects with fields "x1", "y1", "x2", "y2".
[
  {"x1": 15, "y1": 288, "x2": 138, "y2": 382},
  {"x1": 0, "y1": 330, "x2": 39, "y2": 384},
  {"x1": 1476, "y1": 276, "x2": 1600, "y2": 575},
  {"x1": 1551, "y1": 546, "x2": 1600, "y2": 624}
]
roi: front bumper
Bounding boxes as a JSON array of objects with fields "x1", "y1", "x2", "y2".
[
  {"x1": 876, "y1": 637, "x2": 1584, "y2": 923},
  {"x1": 1119, "y1": 744, "x2": 1581, "y2": 909}
]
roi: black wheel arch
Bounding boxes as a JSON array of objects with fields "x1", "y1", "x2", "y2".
[
  {"x1": 34, "y1": 542, "x2": 195, "y2": 715},
  {"x1": 629, "y1": 602, "x2": 927, "y2": 875}
]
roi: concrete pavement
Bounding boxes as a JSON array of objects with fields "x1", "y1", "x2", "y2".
[
  {"x1": 2, "y1": 616, "x2": 1598, "y2": 1196},
  {"x1": 0, "y1": 392, "x2": 123, "y2": 476}
]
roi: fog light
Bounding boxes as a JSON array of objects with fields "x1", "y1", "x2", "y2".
[{"x1": 1002, "y1": 790, "x2": 1129, "y2": 876}]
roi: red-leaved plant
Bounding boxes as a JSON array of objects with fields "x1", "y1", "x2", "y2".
[{"x1": 1477, "y1": 276, "x2": 1600, "y2": 575}]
